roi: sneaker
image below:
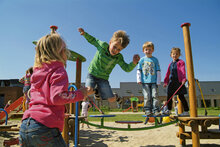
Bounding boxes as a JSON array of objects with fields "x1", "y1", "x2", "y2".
[
  {"x1": 145, "y1": 111, "x2": 152, "y2": 116},
  {"x1": 154, "y1": 111, "x2": 161, "y2": 116},
  {"x1": 94, "y1": 89, "x2": 100, "y2": 100},
  {"x1": 178, "y1": 111, "x2": 189, "y2": 117},
  {"x1": 162, "y1": 110, "x2": 171, "y2": 116}
]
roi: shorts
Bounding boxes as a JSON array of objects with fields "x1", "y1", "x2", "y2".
[{"x1": 85, "y1": 73, "x2": 114, "y2": 100}]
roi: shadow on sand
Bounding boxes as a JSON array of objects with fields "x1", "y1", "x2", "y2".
[{"x1": 74, "y1": 129, "x2": 129, "y2": 147}]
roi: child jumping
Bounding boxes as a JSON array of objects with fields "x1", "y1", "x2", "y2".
[
  {"x1": 163, "y1": 47, "x2": 189, "y2": 116},
  {"x1": 19, "y1": 32, "x2": 92, "y2": 147},
  {"x1": 137, "y1": 41, "x2": 161, "y2": 116},
  {"x1": 78, "y1": 28, "x2": 140, "y2": 103},
  {"x1": 19, "y1": 67, "x2": 33, "y2": 110},
  {"x1": 81, "y1": 98, "x2": 92, "y2": 128}
]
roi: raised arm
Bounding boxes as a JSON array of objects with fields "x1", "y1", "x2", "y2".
[{"x1": 78, "y1": 28, "x2": 107, "y2": 50}]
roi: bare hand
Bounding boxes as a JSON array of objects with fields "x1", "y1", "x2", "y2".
[
  {"x1": 133, "y1": 54, "x2": 140, "y2": 65},
  {"x1": 80, "y1": 87, "x2": 94, "y2": 98},
  {"x1": 163, "y1": 84, "x2": 167, "y2": 88},
  {"x1": 78, "y1": 28, "x2": 85, "y2": 35},
  {"x1": 182, "y1": 79, "x2": 187, "y2": 85},
  {"x1": 138, "y1": 82, "x2": 142, "y2": 85}
]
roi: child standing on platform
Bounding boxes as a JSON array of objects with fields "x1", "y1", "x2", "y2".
[
  {"x1": 19, "y1": 67, "x2": 33, "y2": 110},
  {"x1": 163, "y1": 47, "x2": 189, "y2": 116},
  {"x1": 19, "y1": 33, "x2": 92, "y2": 147},
  {"x1": 81, "y1": 98, "x2": 92, "y2": 128},
  {"x1": 78, "y1": 28, "x2": 140, "y2": 103},
  {"x1": 137, "y1": 41, "x2": 161, "y2": 116}
]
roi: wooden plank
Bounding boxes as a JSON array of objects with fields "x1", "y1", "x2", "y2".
[{"x1": 178, "y1": 131, "x2": 220, "y2": 139}]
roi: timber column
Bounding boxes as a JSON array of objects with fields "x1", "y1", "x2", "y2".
[{"x1": 181, "y1": 23, "x2": 200, "y2": 147}]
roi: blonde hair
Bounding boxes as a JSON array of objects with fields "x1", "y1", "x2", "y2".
[
  {"x1": 143, "y1": 41, "x2": 154, "y2": 50},
  {"x1": 171, "y1": 47, "x2": 181, "y2": 56},
  {"x1": 111, "y1": 30, "x2": 130, "y2": 48},
  {"x1": 34, "y1": 34, "x2": 70, "y2": 68}
]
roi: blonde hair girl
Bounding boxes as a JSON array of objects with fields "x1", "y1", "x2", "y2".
[
  {"x1": 19, "y1": 31, "x2": 92, "y2": 146},
  {"x1": 34, "y1": 33, "x2": 70, "y2": 68}
]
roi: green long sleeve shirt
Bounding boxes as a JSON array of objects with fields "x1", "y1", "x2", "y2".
[{"x1": 83, "y1": 32, "x2": 136, "y2": 80}]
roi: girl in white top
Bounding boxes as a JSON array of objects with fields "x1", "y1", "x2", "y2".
[{"x1": 81, "y1": 98, "x2": 92, "y2": 128}]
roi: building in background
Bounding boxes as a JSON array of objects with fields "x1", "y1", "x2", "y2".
[
  {"x1": 0, "y1": 79, "x2": 23, "y2": 108},
  {"x1": 112, "y1": 81, "x2": 220, "y2": 109},
  {"x1": 0, "y1": 80, "x2": 219, "y2": 109}
]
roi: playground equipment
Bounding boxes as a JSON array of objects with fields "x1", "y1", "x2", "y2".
[
  {"x1": 81, "y1": 114, "x2": 177, "y2": 131},
  {"x1": 171, "y1": 23, "x2": 220, "y2": 147},
  {"x1": 195, "y1": 79, "x2": 208, "y2": 116},
  {"x1": 0, "y1": 107, "x2": 20, "y2": 146},
  {"x1": 122, "y1": 97, "x2": 139, "y2": 112},
  {"x1": 137, "y1": 102, "x2": 144, "y2": 111}
]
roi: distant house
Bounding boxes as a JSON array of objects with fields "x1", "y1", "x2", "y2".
[{"x1": 0, "y1": 79, "x2": 23, "y2": 108}]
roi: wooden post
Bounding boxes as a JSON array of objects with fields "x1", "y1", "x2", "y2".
[
  {"x1": 177, "y1": 96, "x2": 186, "y2": 145},
  {"x1": 181, "y1": 23, "x2": 200, "y2": 147},
  {"x1": 62, "y1": 115, "x2": 69, "y2": 145}
]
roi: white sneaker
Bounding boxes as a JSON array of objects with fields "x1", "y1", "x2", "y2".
[
  {"x1": 179, "y1": 111, "x2": 189, "y2": 116},
  {"x1": 162, "y1": 110, "x2": 171, "y2": 116}
]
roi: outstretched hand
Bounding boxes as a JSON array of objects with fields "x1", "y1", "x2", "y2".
[
  {"x1": 133, "y1": 54, "x2": 140, "y2": 65},
  {"x1": 80, "y1": 87, "x2": 94, "y2": 99},
  {"x1": 78, "y1": 28, "x2": 85, "y2": 35}
]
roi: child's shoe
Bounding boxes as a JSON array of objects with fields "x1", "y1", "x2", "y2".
[
  {"x1": 178, "y1": 111, "x2": 189, "y2": 117},
  {"x1": 145, "y1": 111, "x2": 152, "y2": 116},
  {"x1": 154, "y1": 111, "x2": 161, "y2": 116},
  {"x1": 162, "y1": 110, "x2": 171, "y2": 116},
  {"x1": 94, "y1": 89, "x2": 100, "y2": 100}
]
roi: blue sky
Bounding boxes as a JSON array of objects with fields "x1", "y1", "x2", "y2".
[{"x1": 0, "y1": 0, "x2": 220, "y2": 88}]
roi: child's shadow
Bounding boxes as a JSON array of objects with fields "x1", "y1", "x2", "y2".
[
  {"x1": 0, "y1": 131, "x2": 19, "y2": 138},
  {"x1": 77, "y1": 129, "x2": 129, "y2": 147}
]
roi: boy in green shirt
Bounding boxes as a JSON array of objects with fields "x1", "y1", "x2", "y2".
[{"x1": 78, "y1": 28, "x2": 140, "y2": 102}]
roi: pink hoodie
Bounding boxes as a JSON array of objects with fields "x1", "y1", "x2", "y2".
[
  {"x1": 164, "y1": 59, "x2": 186, "y2": 85},
  {"x1": 22, "y1": 61, "x2": 84, "y2": 132}
]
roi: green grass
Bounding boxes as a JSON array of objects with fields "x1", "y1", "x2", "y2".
[
  {"x1": 88, "y1": 113, "x2": 146, "y2": 122},
  {"x1": 8, "y1": 107, "x2": 220, "y2": 122},
  {"x1": 87, "y1": 107, "x2": 220, "y2": 122}
]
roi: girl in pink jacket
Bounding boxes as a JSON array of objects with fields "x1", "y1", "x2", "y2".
[
  {"x1": 19, "y1": 33, "x2": 92, "y2": 147},
  {"x1": 163, "y1": 47, "x2": 189, "y2": 116}
]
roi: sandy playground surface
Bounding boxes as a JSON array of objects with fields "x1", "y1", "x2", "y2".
[{"x1": 1, "y1": 112, "x2": 220, "y2": 147}]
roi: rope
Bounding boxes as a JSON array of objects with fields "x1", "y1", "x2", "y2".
[{"x1": 160, "y1": 83, "x2": 184, "y2": 112}]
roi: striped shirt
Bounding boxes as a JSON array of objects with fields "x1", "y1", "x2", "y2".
[{"x1": 83, "y1": 32, "x2": 136, "y2": 80}]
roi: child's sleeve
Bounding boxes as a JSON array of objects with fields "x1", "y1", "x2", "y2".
[
  {"x1": 49, "y1": 67, "x2": 84, "y2": 105},
  {"x1": 155, "y1": 58, "x2": 161, "y2": 85},
  {"x1": 117, "y1": 54, "x2": 136, "y2": 72},
  {"x1": 136, "y1": 60, "x2": 142, "y2": 83},
  {"x1": 179, "y1": 60, "x2": 187, "y2": 82},
  {"x1": 157, "y1": 71, "x2": 161, "y2": 85},
  {"x1": 83, "y1": 32, "x2": 108, "y2": 51},
  {"x1": 164, "y1": 63, "x2": 171, "y2": 85},
  {"x1": 137, "y1": 70, "x2": 142, "y2": 83}
]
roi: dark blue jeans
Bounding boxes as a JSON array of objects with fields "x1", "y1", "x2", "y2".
[{"x1": 19, "y1": 118, "x2": 67, "y2": 147}]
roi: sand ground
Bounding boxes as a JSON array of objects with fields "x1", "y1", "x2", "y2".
[{"x1": 1, "y1": 114, "x2": 220, "y2": 147}]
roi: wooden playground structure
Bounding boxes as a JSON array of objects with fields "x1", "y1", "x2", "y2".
[{"x1": 171, "y1": 23, "x2": 220, "y2": 147}]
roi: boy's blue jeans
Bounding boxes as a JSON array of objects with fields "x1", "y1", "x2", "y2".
[
  {"x1": 19, "y1": 118, "x2": 67, "y2": 147},
  {"x1": 142, "y1": 83, "x2": 159, "y2": 113},
  {"x1": 86, "y1": 73, "x2": 114, "y2": 100}
]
